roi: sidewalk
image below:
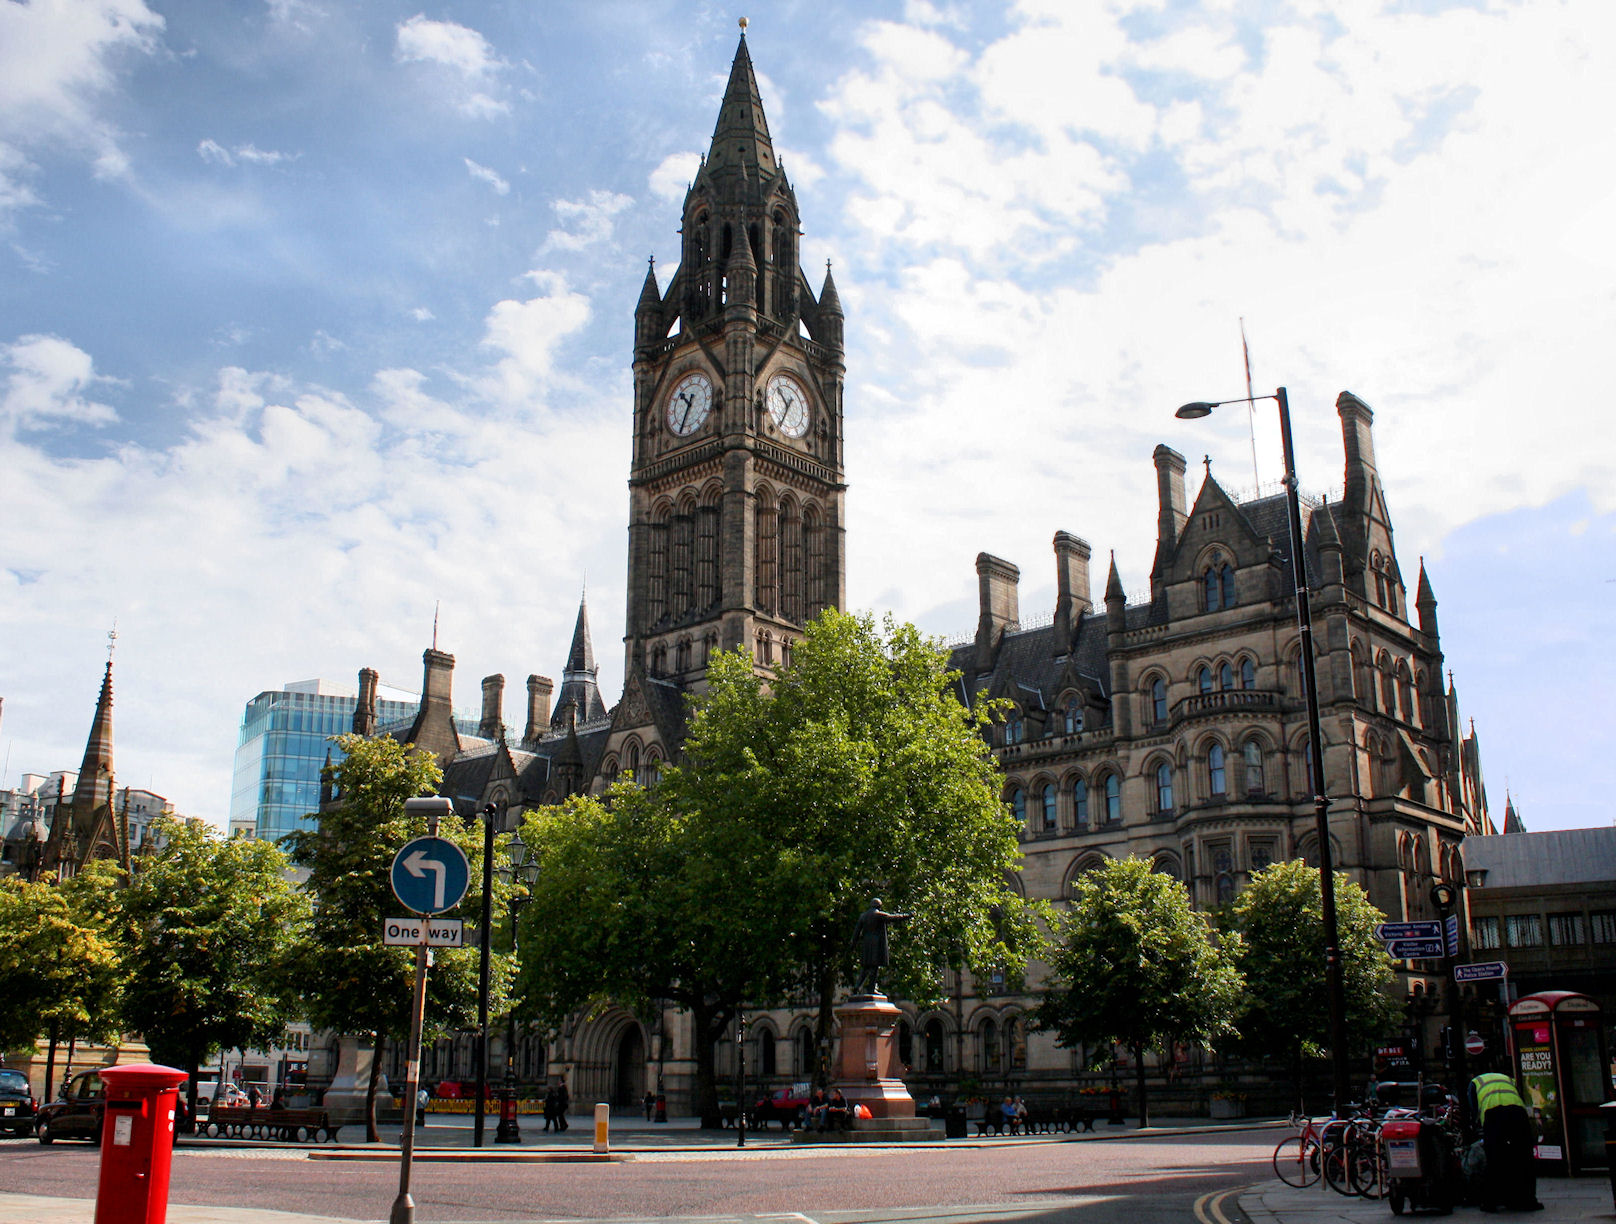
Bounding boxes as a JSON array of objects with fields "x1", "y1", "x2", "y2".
[{"x1": 1242, "y1": 1175, "x2": 1616, "y2": 1224}]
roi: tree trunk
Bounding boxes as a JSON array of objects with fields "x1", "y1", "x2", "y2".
[
  {"x1": 692, "y1": 1002, "x2": 721, "y2": 1128},
  {"x1": 1133, "y1": 1043, "x2": 1149, "y2": 1128},
  {"x1": 44, "y1": 1019, "x2": 59, "y2": 1101},
  {"x1": 364, "y1": 1030, "x2": 385, "y2": 1143},
  {"x1": 1291, "y1": 1044, "x2": 1305, "y2": 1117},
  {"x1": 182, "y1": 1057, "x2": 200, "y2": 1135},
  {"x1": 814, "y1": 965, "x2": 837, "y2": 1089}
]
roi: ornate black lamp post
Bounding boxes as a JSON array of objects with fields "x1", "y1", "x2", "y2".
[
  {"x1": 1176, "y1": 386, "x2": 1351, "y2": 1112},
  {"x1": 494, "y1": 828, "x2": 539, "y2": 1143},
  {"x1": 736, "y1": 1011, "x2": 749, "y2": 1148}
]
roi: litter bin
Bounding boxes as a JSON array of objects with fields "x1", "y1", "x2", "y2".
[
  {"x1": 944, "y1": 1105, "x2": 967, "y2": 1139},
  {"x1": 1383, "y1": 1116, "x2": 1457, "y2": 1215},
  {"x1": 1601, "y1": 1100, "x2": 1616, "y2": 1210}
]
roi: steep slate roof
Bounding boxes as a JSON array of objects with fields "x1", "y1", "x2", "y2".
[
  {"x1": 1462, "y1": 827, "x2": 1616, "y2": 887},
  {"x1": 947, "y1": 612, "x2": 1111, "y2": 720}
]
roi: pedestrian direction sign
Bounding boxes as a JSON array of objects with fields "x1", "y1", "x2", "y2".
[
  {"x1": 390, "y1": 836, "x2": 470, "y2": 915},
  {"x1": 1454, "y1": 961, "x2": 1508, "y2": 983},
  {"x1": 1444, "y1": 914, "x2": 1460, "y2": 956},
  {"x1": 1386, "y1": 937, "x2": 1446, "y2": 960},
  {"x1": 1375, "y1": 920, "x2": 1443, "y2": 941},
  {"x1": 382, "y1": 917, "x2": 465, "y2": 947}
]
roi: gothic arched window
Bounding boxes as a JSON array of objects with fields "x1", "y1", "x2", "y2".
[
  {"x1": 803, "y1": 502, "x2": 827, "y2": 618},
  {"x1": 695, "y1": 501, "x2": 719, "y2": 610},
  {"x1": 1155, "y1": 763, "x2": 1174, "y2": 815},
  {"x1": 1208, "y1": 743, "x2": 1227, "y2": 797},
  {"x1": 1071, "y1": 776, "x2": 1088, "y2": 828},
  {"x1": 1040, "y1": 784, "x2": 1057, "y2": 832},
  {"x1": 647, "y1": 508, "x2": 670, "y2": 627},
  {"x1": 779, "y1": 500, "x2": 804, "y2": 622},
  {"x1": 1197, "y1": 666, "x2": 1213, "y2": 695},
  {"x1": 1103, "y1": 773, "x2": 1121, "y2": 823},
  {"x1": 670, "y1": 501, "x2": 695, "y2": 616},
  {"x1": 1220, "y1": 564, "x2": 1235, "y2": 608},
  {"x1": 1243, "y1": 739, "x2": 1265, "y2": 794},
  {"x1": 755, "y1": 490, "x2": 778, "y2": 615},
  {"x1": 1151, "y1": 677, "x2": 1168, "y2": 723},
  {"x1": 1203, "y1": 566, "x2": 1220, "y2": 612},
  {"x1": 1219, "y1": 661, "x2": 1234, "y2": 691},
  {"x1": 1240, "y1": 658, "x2": 1256, "y2": 689},
  {"x1": 1010, "y1": 787, "x2": 1026, "y2": 828},
  {"x1": 1064, "y1": 698, "x2": 1083, "y2": 734}
]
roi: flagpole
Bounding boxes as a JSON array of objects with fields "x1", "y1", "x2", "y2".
[{"x1": 1241, "y1": 318, "x2": 1260, "y2": 488}]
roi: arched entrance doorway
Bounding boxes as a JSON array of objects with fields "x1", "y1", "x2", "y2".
[{"x1": 612, "y1": 1026, "x2": 645, "y2": 1109}]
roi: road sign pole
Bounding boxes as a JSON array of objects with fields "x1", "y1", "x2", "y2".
[
  {"x1": 391, "y1": 796, "x2": 451, "y2": 1224},
  {"x1": 390, "y1": 934, "x2": 430, "y2": 1224}
]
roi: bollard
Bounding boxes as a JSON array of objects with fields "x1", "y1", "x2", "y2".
[
  {"x1": 593, "y1": 1102, "x2": 609, "y2": 1153},
  {"x1": 94, "y1": 1063, "x2": 189, "y2": 1224}
]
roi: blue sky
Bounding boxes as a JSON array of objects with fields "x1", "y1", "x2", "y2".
[{"x1": 2, "y1": 0, "x2": 1611, "y2": 833}]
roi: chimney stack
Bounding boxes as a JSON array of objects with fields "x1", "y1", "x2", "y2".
[
  {"x1": 974, "y1": 552, "x2": 1020, "y2": 672},
  {"x1": 479, "y1": 674, "x2": 505, "y2": 740},
  {"x1": 1337, "y1": 390, "x2": 1377, "y2": 516},
  {"x1": 1052, "y1": 532, "x2": 1092, "y2": 649},
  {"x1": 353, "y1": 667, "x2": 378, "y2": 736},
  {"x1": 523, "y1": 675, "x2": 554, "y2": 747}
]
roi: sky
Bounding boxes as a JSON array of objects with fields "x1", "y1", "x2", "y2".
[{"x1": 2, "y1": 0, "x2": 1612, "y2": 834}]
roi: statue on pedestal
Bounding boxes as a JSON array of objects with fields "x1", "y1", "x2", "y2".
[{"x1": 852, "y1": 897, "x2": 911, "y2": 997}]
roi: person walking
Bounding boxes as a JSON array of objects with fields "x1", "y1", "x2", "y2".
[
  {"x1": 1469, "y1": 1069, "x2": 1543, "y2": 1212},
  {"x1": 542, "y1": 1084, "x2": 558, "y2": 1132},
  {"x1": 556, "y1": 1078, "x2": 571, "y2": 1131}
]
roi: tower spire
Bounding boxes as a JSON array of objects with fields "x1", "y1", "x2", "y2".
[
  {"x1": 705, "y1": 26, "x2": 777, "y2": 180},
  {"x1": 72, "y1": 657, "x2": 116, "y2": 817}
]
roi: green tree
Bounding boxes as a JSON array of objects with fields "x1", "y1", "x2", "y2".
[
  {"x1": 282, "y1": 734, "x2": 511, "y2": 1141},
  {"x1": 117, "y1": 818, "x2": 308, "y2": 1119},
  {"x1": 516, "y1": 610, "x2": 1035, "y2": 1124},
  {"x1": 1225, "y1": 858, "x2": 1398, "y2": 1109},
  {"x1": 0, "y1": 865, "x2": 124, "y2": 1094},
  {"x1": 1034, "y1": 856, "x2": 1243, "y2": 1126}
]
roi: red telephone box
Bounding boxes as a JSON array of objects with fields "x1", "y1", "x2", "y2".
[
  {"x1": 1509, "y1": 991, "x2": 1612, "y2": 1175},
  {"x1": 94, "y1": 1063, "x2": 188, "y2": 1224}
]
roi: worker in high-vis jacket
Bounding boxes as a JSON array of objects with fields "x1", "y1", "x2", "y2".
[{"x1": 1469, "y1": 1070, "x2": 1543, "y2": 1212}]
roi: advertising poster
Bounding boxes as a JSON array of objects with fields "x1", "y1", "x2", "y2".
[{"x1": 1514, "y1": 1021, "x2": 1561, "y2": 1161}]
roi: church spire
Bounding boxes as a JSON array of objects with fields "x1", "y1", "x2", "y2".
[
  {"x1": 552, "y1": 591, "x2": 607, "y2": 728},
  {"x1": 705, "y1": 24, "x2": 777, "y2": 181},
  {"x1": 71, "y1": 657, "x2": 116, "y2": 816}
]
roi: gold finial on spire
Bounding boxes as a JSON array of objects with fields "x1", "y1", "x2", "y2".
[
  {"x1": 739, "y1": 16, "x2": 748, "y2": 33},
  {"x1": 107, "y1": 620, "x2": 118, "y2": 663}
]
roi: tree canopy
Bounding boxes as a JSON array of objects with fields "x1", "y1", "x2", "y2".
[
  {"x1": 515, "y1": 610, "x2": 1035, "y2": 1123},
  {"x1": 1034, "y1": 856, "x2": 1243, "y2": 1125},
  {"x1": 0, "y1": 865, "x2": 124, "y2": 1065},
  {"x1": 282, "y1": 733, "x2": 511, "y2": 1139},
  {"x1": 1225, "y1": 858, "x2": 1397, "y2": 1106},
  {"x1": 117, "y1": 818, "x2": 308, "y2": 1101}
]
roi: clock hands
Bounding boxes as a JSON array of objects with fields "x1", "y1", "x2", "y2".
[{"x1": 676, "y1": 390, "x2": 694, "y2": 432}]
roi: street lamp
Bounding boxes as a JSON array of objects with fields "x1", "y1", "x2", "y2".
[
  {"x1": 472, "y1": 801, "x2": 498, "y2": 1147},
  {"x1": 1175, "y1": 385, "x2": 1351, "y2": 1112},
  {"x1": 495, "y1": 829, "x2": 540, "y2": 1143}
]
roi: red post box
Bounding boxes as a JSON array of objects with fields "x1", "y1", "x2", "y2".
[{"x1": 94, "y1": 1063, "x2": 188, "y2": 1224}]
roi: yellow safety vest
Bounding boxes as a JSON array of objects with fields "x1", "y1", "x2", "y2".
[{"x1": 1472, "y1": 1072, "x2": 1525, "y2": 1120}]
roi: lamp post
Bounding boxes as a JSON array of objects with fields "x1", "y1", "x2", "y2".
[
  {"x1": 736, "y1": 1011, "x2": 749, "y2": 1148},
  {"x1": 1176, "y1": 385, "x2": 1351, "y2": 1112},
  {"x1": 495, "y1": 830, "x2": 540, "y2": 1143},
  {"x1": 472, "y1": 801, "x2": 497, "y2": 1147}
]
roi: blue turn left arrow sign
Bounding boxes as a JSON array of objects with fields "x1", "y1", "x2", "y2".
[{"x1": 390, "y1": 836, "x2": 470, "y2": 916}]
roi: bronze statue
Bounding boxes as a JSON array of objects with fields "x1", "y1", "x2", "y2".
[{"x1": 852, "y1": 897, "x2": 911, "y2": 996}]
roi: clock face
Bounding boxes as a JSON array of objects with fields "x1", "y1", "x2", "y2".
[
  {"x1": 666, "y1": 372, "x2": 713, "y2": 437},
  {"x1": 765, "y1": 372, "x2": 810, "y2": 438}
]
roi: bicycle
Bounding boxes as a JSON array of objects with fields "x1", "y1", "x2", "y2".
[{"x1": 1272, "y1": 1114, "x2": 1325, "y2": 1188}]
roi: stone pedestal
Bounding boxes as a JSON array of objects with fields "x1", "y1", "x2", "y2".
[{"x1": 832, "y1": 995, "x2": 915, "y2": 1120}]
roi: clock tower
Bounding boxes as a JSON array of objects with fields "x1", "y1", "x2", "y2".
[{"x1": 625, "y1": 27, "x2": 846, "y2": 687}]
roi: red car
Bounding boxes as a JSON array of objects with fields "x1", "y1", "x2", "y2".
[{"x1": 749, "y1": 1086, "x2": 811, "y2": 1130}]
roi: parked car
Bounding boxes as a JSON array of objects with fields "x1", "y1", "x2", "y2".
[
  {"x1": 0, "y1": 1069, "x2": 37, "y2": 1136},
  {"x1": 35, "y1": 1070, "x2": 106, "y2": 1144},
  {"x1": 749, "y1": 1086, "x2": 811, "y2": 1130}
]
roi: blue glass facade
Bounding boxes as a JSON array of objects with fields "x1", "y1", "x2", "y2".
[{"x1": 228, "y1": 685, "x2": 421, "y2": 845}]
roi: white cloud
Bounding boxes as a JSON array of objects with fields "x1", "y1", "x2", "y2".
[
  {"x1": 649, "y1": 151, "x2": 701, "y2": 203},
  {"x1": 394, "y1": 14, "x2": 508, "y2": 118},
  {"x1": 464, "y1": 157, "x2": 509, "y2": 195},
  {"x1": 410, "y1": 307, "x2": 435, "y2": 322},
  {"x1": 0, "y1": 0, "x2": 165, "y2": 211},
  {"x1": 1, "y1": 335, "x2": 119, "y2": 435},
  {"x1": 543, "y1": 189, "x2": 633, "y2": 252},
  {"x1": 476, "y1": 271, "x2": 593, "y2": 406}
]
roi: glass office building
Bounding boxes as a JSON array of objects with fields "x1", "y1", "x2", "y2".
[{"x1": 228, "y1": 679, "x2": 427, "y2": 844}]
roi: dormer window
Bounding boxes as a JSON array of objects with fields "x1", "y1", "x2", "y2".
[
  {"x1": 1063, "y1": 698, "x2": 1083, "y2": 735},
  {"x1": 1202, "y1": 552, "x2": 1236, "y2": 612},
  {"x1": 1004, "y1": 714, "x2": 1024, "y2": 745}
]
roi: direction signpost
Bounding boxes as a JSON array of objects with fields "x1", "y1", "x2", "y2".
[
  {"x1": 1454, "y1": 961, "x2": 1508, "y2": 983},
  {"x1": 1375, "y1": 920, "x2": 1444, "y2": 942},
  {"x1": 1386, "y1": 937, "x2": 1447, "y2": 960},
  {"x1": 390, "y1": 801, "x2": 465, "y2": 1224}
]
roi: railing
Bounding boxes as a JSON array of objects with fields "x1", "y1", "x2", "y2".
[{"x1": 1174, "y1": 690, "x2": 1283, "y2": 720}]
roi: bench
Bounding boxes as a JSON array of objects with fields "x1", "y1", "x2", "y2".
[
  {"x1": 974, "y1": 1103, "x2": 1095, "y2": 1136},
  {"x1": 205, "y1": 1106, "x2": 343, "y2": 1142}
]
